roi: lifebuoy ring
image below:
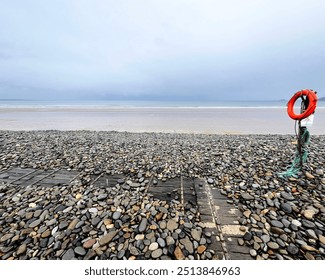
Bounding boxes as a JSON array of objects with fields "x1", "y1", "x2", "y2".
[{"x1": 287, "y1": 89, "x2": 318, "y2": 120}]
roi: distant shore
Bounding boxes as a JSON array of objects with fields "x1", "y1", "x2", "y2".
[{"x1": 0, "y1": 107, "x2": 324, "y2": 134}]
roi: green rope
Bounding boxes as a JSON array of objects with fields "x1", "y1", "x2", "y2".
[{"x1": 278, "y1": 128, "x2": 310, "y2": 178}]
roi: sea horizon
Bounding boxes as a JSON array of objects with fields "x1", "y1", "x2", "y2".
[
  {"x1": 1, "y1": 98, "x2": 325, "y2": 109},
  {"x1": 0, "y1": 98, "x2": 304, "y2": 108}
]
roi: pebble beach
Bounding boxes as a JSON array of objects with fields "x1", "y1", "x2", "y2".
[{"x1": 0, "y1": 131, "x2": 324, "y2": 260}]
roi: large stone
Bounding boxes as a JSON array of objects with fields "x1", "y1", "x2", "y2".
[
  {"x1": 167, "y1": 220, "x2": 178, "y2": 231},
  {"x1": 191, "y1": 229, "x2": 201, "y2": 242},
  {"x1": 99, "y1": 230, "x2": 118, "y2": 246},
  {"x1": 280, "y1": 203, "x2": 292, "y2": 214},
  {"x1": 174, "y1": 246, "x2": 185, "y2": 260},
  {"x1": 270, "y1": 220, "x2": 284, "y2": 228},
  {"x1": 113, "y1": 210, "x2": 122, "y2": 220},
  {"x1": 62, "y1": 248, "x2": 75, "y2": 260},
  {"x1": 280, "y1": 192, "x2": 295, "y2": 201},
  {"x1": 74, "y1": 246, "x2": 86, "y2": 256},
  {"x1": 303, "y1": 210, "x2": 316, "y2": 220},
  {"x1": 149, "y1": 242, "x2": 159, "y2": 251},
  {"x1": 29, "y1": 219, "x2": 41, "y2": 228},
  {"x1": 180, "y1": 237, "x2": 194, "y2": 254},
  {"x1": 0, "y1": 233, "x2": 14, "y2": 243},
  {"x1": 267, "y1": 242, "x2": 279, "y2": 250},
  {"x1": 287, "y1": 244, "x2": 299, "y2": 255},
  {"x1": 151, "y1": 249, "x2": 163, "y2": 259},
  {"x1": 83, "y1": 239, "x2": 96, "y2": 249},
  {"x1": 301, "y1": 245, "x2": 318, "y2": 252},
  {"x1": 138, "y1": 218, "x2": 148, "y2": 233},
  {"x1": 16, "y1": 244, "x2": 27, "y2": 256},
  {"x1": 68, "y1": 219, "x2": 79, "y2": 230},
  {"x1": 319, "y1": 235, "x2": 325, "y2": 245},
  {"x1": 241, "y1": 192, "x2": 254, "y2": 200},
  {"x1": 166, "y1": 236, "x2": 175, "y2": 246},
  {"x1": 197, "y1": 245, "x2": 206, "y2": 254}
]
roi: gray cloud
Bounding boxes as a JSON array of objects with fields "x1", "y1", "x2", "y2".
[{"x1": 0, "y1": 0, "x2": 324, "y2": 101}]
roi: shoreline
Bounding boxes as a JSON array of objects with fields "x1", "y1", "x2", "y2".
[{"x1": 0, "y1": 107, "x2": 325, "y2": 134}]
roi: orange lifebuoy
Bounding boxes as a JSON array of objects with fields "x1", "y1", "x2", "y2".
[{"x1": 287, "y1": 89, "x2": 318, "y2": 120}]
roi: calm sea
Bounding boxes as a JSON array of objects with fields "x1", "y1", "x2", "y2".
[
  {"x1": 0, "y1": 99, "x2": 285, "y2": 108},
  {"x1": 0, "y1": 99, "x2": 324, "y2": 108}
]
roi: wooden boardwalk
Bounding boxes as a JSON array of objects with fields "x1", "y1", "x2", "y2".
[{"x1": 0, "y1": 167, "x2": 252, "y2": 260}]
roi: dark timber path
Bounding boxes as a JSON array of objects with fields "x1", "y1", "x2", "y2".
[{"x1": 0, "y1": 167, "x2": 253, "y2": 260}]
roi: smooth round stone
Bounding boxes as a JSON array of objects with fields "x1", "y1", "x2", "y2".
[
  {"x1": 241, "y1": 192, "x2": 254, "y2": 200},
  {"x1": 281, "y1": 219, "x2": 290, "y2": 228},
  {"x1": 46, "y1": 218, "x2": 57, "y2": 226},
  {"x1": 280, "y1": 192, "x2": 295, "y2": 201},
  {"x1": 59, "y1": 221, "x2": 69, "y2": 230},
  {"x1": 41, "y1": 230, "x2": 51, "y2": 238},
  {"x1": 166, "y1": 236, "x2": 175, "y2": 246},
  {"x1": 29, "y1": 203, "x2": 37, "y2": 208},
  {"x1": 157, "y1": 238, "x2": 166, "y2": 247},
  {"x1": 74, "y1": 246, "x2": 86, "y2": 256},
  {"x1": 158, "y1": 207, "x2": 168, "y2": 214},
  {"x1": 207, "y1": 178, "x2": 214, "y2": 184},
  {"x1": 303, "y1": 209, "x2": 316, "y2": 220},
  {"x1": 167, "y1": 220, "x2": 178, "y2": 231},
  {"x1": 160, "y1": 221, "x2": 167, "y2": 229},
  {"x1": 83, "y1": 239, "x2": 96, "y2": 249},
  {"x1": 200, "y1": 238, "x2": 207, "y2": 245},
  {"x1": 98, "y1": 194, "x2": 107, "y2": 200},
  {"x1": 267, "y1": 242, "x2": 280, "y2": 250},
  {"x1": 253, "y1": 241, "x2": 260, "y2": 251},
  {"x1": 151, "y1": 248, "x2": 163, "y2": 259},
  {"x1": 250, "y1": 249, "x2": 257, "y2": 257},
  {"x1": 306, "y1": 229, "x2": 318, "y2": 240},
  {"x1": 270, "y1": 220, "x2": 284, "y2": 228},
  {"x1": 118, "y1": 250, "x2": 125, "y2": 259},
  {"x1": 138, "y1": 218, "x2": 148, "y2": 232},
  {"x1": 91, "y1": 217, "x2": 101, "y2": 226},
  {"x1": 266, "y1": 198, "x2": 274, "y2": 207},
  {"x1": 238, "y1": 238, "x2": 244, "y2": 246},
  {"x1": 34, "y1": 210, "x2": 43, "y2": 218},
  {"x1": 301, "y1": 219, "x2": 316, "y2": 229},
  {"x1": 253, "y1": 236, "x2": 262, "y2": 243},
  {"x1": 276, "y1": 238, "x2": 285, "y2": 248},
  {"x1": 243, "y1": 232, "x2": 253, "y2": 241},
  {"x1": 0, "y1": 233, "x2": 14, "y2": 242},
  {"x1": 29, "y1": 219, "x2": 41, "y2": 228},
  {"x1": 287, "y1": 244, "x2": 299, "y2": 255},
  {"x1": 270, "y1": 227, "x2": 284, "y2": 235},
  {"x1": 130, "y1": 247, "x2": 140, "y2": 256},
  {"x1": 62, "y1": 248, "x2": 75, "y2": 260},
  {"x1": 135, "y1": 234, "x2": 145, "y2": 241},
  {"x1": 301, "y1": 244, "x2": 318, "y2": 252},
  {"x1": 88, "y1": 208, "x2": 98, "y2": 213},
  {"x1": 191, "y1": 229, "x2": 201, "y2": 242},
  {"x1": 281, "y1": 203, "x2": 292, "y2": 214},
  {"x1": 143, "y1": 239, "x2": 151, "y2": 246},
  {"x1": 183, "y1": 223, "x2": 192, "y2": 229},
  {"x1": 117, "y1": 178, "x2": 125, "y2": 184},
  {"x1": 63, "y1": 206, "x2": 73, "y2": 213},
  {"x1": 16, "y1": 244, "x2": 27, "y2": 256},
  {"x1": 180, "y1": 237, "x2": 194, "y2": 254},
  {"x1": 149, "y1": 242, "x2": 159, "y2": 251},
  {"x1": 113, "y1": 211, "x2": 122, "y2": 220},
  {"x1": 197, "y1": 245, "x2": 206, "y2": 254},
  {"x1": 295, "y1": 239, "x2": 307, "y2": 246}
]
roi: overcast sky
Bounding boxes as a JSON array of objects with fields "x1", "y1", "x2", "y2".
[{"x1": 0, "y1": 0, "x2": 324, "y2": 101}]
